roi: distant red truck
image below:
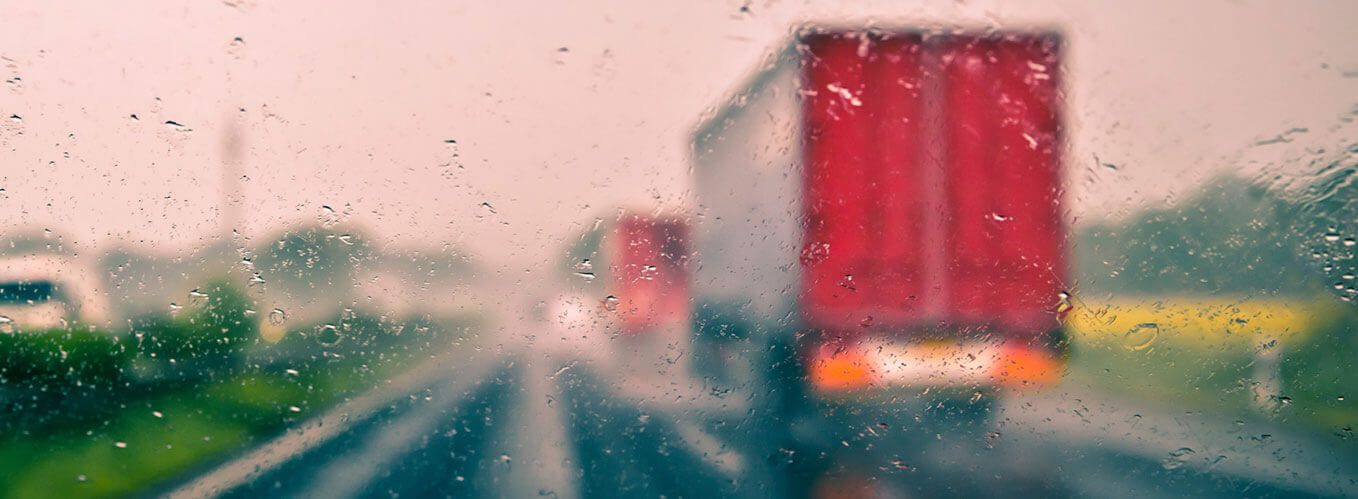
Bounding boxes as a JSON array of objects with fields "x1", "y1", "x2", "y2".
[{"x1": 608, "y1": 214, "x2": 692, "y2": 335}]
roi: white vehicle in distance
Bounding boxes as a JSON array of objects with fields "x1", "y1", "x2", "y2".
[{"x1": 0, "y1": 254, "x2": 109, "y2": 331}]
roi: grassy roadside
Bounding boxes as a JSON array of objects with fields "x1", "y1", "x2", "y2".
[
  {"x1": 0, "y1": 281, "x2": 477, "y2": 498},
  {"x1": 0, "y1": 326, "x2": 474, "y2": 498},
  {"x1": 1063, "y1": 296, "x2": 1358, "y2": 440}
]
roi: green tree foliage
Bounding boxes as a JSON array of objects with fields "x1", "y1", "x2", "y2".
[
  {"x1": 0, "y1": 328, "x2": 128, "y2": 389},
  {"x1": 1076, "y1": 175, "x2": 1323, "y2": 295},
  {"x1": 1288, "y1": 142, "x2": 1358, "y2": 301},
  {"x1": 254, "y1": 225, "x2": 374, "y2": 295},
  {"x1": 133, "y1": 279, "x2": 257, "y2": 379}
]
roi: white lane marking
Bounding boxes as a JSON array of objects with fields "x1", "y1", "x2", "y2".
[
  {"x1": 299, "y1": 362, "x2": 506, "y2": 498},
  {"x1": 501, "y1": 356, "x2": 581, "y2": 499},
  {"x1": 672, "y1": 419, "x2": 746, "y2": 478}
]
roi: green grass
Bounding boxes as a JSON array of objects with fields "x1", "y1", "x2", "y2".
[
  {"x1": 0, "y1": 342, "x2": 459, "y2": 498},
  {"x1": 1065, "y1": 339, "x2": 1257, "y2": 412},
  {"x1": 0, "y1": 395, "x2": 258, "y2": 497},
  {"x1": 0, "y1": 286, "x2": 477, "y2": 499},
  {"x1": 1064, "y1": 309, "x2": 1358, "y2": 440}
]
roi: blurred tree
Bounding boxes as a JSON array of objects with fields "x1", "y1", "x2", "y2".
[
  {"x1": 254, "y1": 224, "x2": 374, "y2": 296},
  {"x1": 1287, "y1": 142, "x2": 1358, "y2": 302},
  {"x1": 135, "y1": 279, "x2": 256, "y2": 380},
  {"x1": 1076, "y1": 174, "x2": 1322, "y2": 296}
]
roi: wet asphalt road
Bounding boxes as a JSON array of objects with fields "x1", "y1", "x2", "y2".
[{"x1": 162, "y1": 310, "x2": 1358, "y2": 499}]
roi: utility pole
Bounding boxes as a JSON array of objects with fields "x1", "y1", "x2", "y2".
[{"x1": 220, "y1": 116, "x2": 243, "y2": 242}]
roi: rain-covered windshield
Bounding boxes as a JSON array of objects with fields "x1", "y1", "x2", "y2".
[{"x1": 1, "y1": 1, "x2": 1356, "y2": 498}]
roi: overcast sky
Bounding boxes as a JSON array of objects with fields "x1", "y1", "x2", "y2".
[{"x1": 0, "y1": 0, "x2": 1354, "y2": 267}]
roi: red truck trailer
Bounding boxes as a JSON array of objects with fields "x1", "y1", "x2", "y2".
[
  {"x1": 690, "y1": 27, "x2": 1068, "y2": 396},
  {"x1": 687, "y1": 26, "x2": 1071, "y2": 496}
]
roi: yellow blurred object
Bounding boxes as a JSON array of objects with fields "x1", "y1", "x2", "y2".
[
  {"x1": 1066, "y1": 296, "x2": 1340, "y2": 350},
  {"x1": 259, "y1": 320, "x2": 288, "y2": 343}
]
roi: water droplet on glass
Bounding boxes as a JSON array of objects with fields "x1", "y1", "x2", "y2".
[
  {"x1": 315, "y1": 324, "x2": 343, "y2": 347},
  {"x1": 801, "y1": 242, "x2": 831, "y2": 265},
  {"x1": 228, "y1": 36, "x2": 246, "y2": 57},
  {"x1": 1161, "y1": 447, "x2": 1195, "y2": 470},
  {"x1": 1055, "y1": 290, "x2": 1074, "y2": 315},
  {"x1": 603, "y1": 296, "x2": 619, "y2": 311},
  {"x1": 1125, "y1": 322, "x2": 1160, "y2": 351},
  {"x1": 825, "y1": 83, "x2": 862, "y2": 107},
  {"x1": 984, "y1": 431, "x2": 1002, "y2": 447},
  {"x1": 0, "y1": 316, "x2": 14, "y2": 334},
  {"x1": 114, "y1": 442, "x2": 127, "y2": 449},
  {"x1": 269, "y1": 308, "x2": 287, "y2": 326}
]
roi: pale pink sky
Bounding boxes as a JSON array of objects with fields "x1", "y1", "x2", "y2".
[{"x1": 0, "y1": 0, "x2": 1354, "y2": 265}]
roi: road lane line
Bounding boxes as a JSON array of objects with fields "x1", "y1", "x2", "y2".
[{"x1": 299, "y1": 362, "x2": 510, "y2": 498}]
